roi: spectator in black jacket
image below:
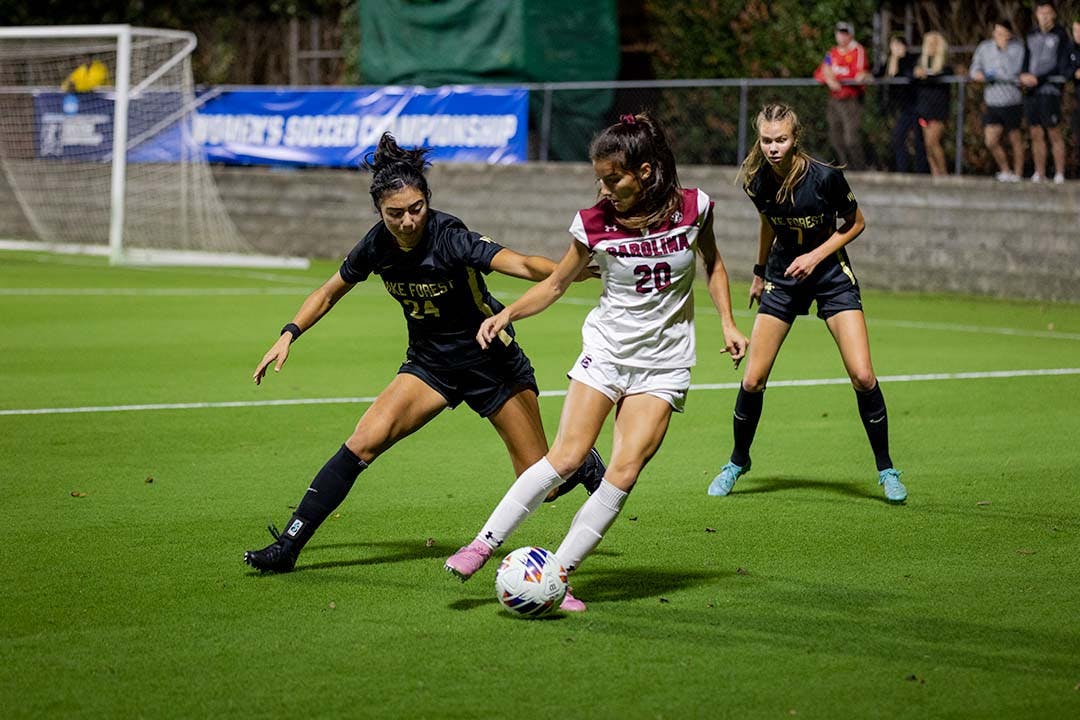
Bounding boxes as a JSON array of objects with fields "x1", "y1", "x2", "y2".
[
  {"x1": 1020, "y1": 1, "x2": 1071, "y2": 183},
  {"x1": 1069, "y1": 19, "x2": 1080, "y2": 174},
  {"x1": 877, "y1": 35, "x2": 927, "y2": 173}
]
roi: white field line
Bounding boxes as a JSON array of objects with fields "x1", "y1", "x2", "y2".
[
  {"x1": 549, "y1": 296, "x2": 1080, "y2": 341},
  {"x1": 3, "y1": 367, "x2": 1078, "y2": 417},
  {"x1": 3, "y1": 288, "x2": 1078, "y2": 342},
  {"x1": 9, "y1": 252, "x2": 319, "y2": 284},
  {"x1": 0, "y1": 287, "x2": 309, "y2": 296}
]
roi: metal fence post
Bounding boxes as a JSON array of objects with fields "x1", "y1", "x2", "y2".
[
  {"x1": 737, "y1": 80, "x2": 749, "y2": 164},
  {"x1": 954, "y1": 77, "x2": 965, "y2": 175},
  {"x1": 539, "y1": 86, "x2": 553, "y2": 162}
]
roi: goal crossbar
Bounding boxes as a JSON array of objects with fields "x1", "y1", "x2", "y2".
[{"x1": 0, "y1": 25, "x2": 309, "y2": 269}]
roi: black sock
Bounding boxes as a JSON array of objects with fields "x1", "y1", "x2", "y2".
[
  {"x1": 730, "y1": 387, "x2": 764, "y2": 467},
  {"x1": 855, "y1": 383, "x2": 893, "y2": 472},
  {"x1": 284, "y1": 445, "x2": 368, "y2": 552}
]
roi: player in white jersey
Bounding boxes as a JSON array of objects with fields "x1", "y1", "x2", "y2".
[
  {"x1": 570, "y1": 186, "x2": 709, "y2": 371},
  {"x1": 445, "y1": 113, "x2": 748, "y2": 611}
]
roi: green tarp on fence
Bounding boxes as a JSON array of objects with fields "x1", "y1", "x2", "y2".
[{"x1": 361, "y1": 0, "x2": 618, "y2": 160}]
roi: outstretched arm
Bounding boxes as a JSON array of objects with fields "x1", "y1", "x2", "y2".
[
  {"x1": 476, "y1": 241, "x2": 591, "y2": 349},
  {"x1": 488, "y1": 247, "x2": 597, "y2": 282},
  {"x1": 252, "y1": 272, "x2": 354, "y2": 384},
  {"x1": 697, "y1": 214, "x2": 749, "y2": 368}
]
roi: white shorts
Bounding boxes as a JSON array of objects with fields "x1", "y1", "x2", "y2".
[{"x1": 566, "y1": 350, "x2": 691, "y2": 412}]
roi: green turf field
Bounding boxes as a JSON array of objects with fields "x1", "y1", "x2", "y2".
[{"x1": 2, "y1": 249, "x2": 1078, "y2": 719}]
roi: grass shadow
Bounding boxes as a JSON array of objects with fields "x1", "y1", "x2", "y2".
[
  {"x1": 245, "y1": 539, "x2": 451, "y2": 575},
  {"x1": 569, "y1": 566, "x2": 734, "y2": 605},
  {"x1": 731, "y1": 475, "x2": 886, "y2": 502}
]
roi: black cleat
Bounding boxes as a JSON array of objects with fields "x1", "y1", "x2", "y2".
[
  {"x1": 243, "y1": 524, "x2": 298, "y2": 573},
  {"x1": 545, "y1": 448, "x2": 606, "y2": 502},
  {"x1": 579, "y1": 448, "x2": 606, "y2": 496}
]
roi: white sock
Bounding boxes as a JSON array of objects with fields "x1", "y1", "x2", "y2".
[
  {"x1": 475, "y1": 457, "x2": 563, "y2": 550},
  {"x1": 555, "y1": 480, "x2": 628, "y2": 572}
]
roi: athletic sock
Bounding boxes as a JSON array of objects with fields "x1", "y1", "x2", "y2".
[
  {"x1": 555, "y1": 480, "x2": 629, "y2": 573},
  {"x1": 855, "y1": 383, "x2": 893, "y2": 472},
  {"x1": 476, "y1": 457, "x2": 564, "y2": 550},
  {"x1": 730, "y1": 386, "x2": 765, "y2": 467},
  {"x1": 284, "y1": 444, "x2": 369, "y2": 553}
]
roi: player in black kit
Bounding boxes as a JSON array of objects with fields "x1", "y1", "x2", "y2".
[
  {"x1": 707, "y1": 103, "x2": 906, "y2": 504},
  {"x1": 244, "y1": 133, "x2": 604, "y2": 572}
]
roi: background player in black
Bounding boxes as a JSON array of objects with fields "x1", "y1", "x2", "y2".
[
  {"x1": 244, "y1": 133, "x2": 604, "y2": 572},
  {"x1": 708, "y1": 103, "x2": 907, "y2": 504}
]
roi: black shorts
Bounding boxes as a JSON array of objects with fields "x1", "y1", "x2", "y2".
[
  {"x1": 1024, "y1": 93, "x2": 1062, "y2": 127},
  {"x1": 398, "y1": 342, "x2": 538, "y2": 418},
  {"x1": 983, "y1": 104, "x2": 1023, "y2": 131},
  {"x1": 757, "y1": 263, "x2": 863, "y2": 325}
]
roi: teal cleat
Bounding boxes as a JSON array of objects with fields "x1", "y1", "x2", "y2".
[
  {"x1": 878, "y1": 468, "x2": 907, "y2": 504},
  {"x1": 708, "y1": 460, "x2": 750, "y2": 497}
]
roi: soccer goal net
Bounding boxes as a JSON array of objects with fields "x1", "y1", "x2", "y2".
[{"x1": 0, "y1": 25, "x2": 307, "y2": 268}]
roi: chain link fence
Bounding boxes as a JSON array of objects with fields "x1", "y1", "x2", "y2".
[{"x1": 525, "y1": 77, "x2": 1078, "y2": 178}]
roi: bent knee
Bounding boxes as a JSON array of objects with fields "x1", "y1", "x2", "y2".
[
  {"x1": 850, "y1": 371, "x2": 877, "y2": 392},
  {"x1": 546, "y1": 447, "x2": 589, "y2": 479},
  {"x1": 345, "y1": 425, "x2": 390, "y2": 464},
  {"x1": 742, "y1": 377, "x2": 768, "y2": 394},
  {"x1": 601, "y1": 467, "x2": 638, "y2": 492}
]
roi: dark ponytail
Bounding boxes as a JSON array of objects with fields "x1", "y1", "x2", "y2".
[
  {"x1": 589, "y1": 112, "x2": 681, "y2": 230},
  {"x1": 361, "y1": 133, "x2": 433, "y2": 211}
]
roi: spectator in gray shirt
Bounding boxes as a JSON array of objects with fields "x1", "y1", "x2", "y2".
[
  {"x1": 971, "y1": 20, "x2": 1026, "y2": 181},
  {"x1": 1020, "y1": 1, "x2": 1071, "y2": 183}
]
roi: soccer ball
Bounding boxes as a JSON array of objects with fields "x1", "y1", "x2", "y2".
[{"x1": 494, "y1": 546, "x2": 568, "y2": 617}]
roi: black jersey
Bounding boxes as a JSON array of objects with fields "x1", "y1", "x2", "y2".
[
  {"x1": 745, "y1": 161, "x2": 858, "y2": 286},
  {"x1": 339, "y1": 209, "x2": 514, "y2": 370}
]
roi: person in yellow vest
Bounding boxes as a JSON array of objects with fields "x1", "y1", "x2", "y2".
[{"x1": 61, "y1": 58, "x2": 109, "y2": 92}]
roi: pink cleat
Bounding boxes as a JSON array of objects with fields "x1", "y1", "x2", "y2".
[
  {"x1": 444, "y1": 539, "x2": 492, "y2": 581},
  {"x1": 559, "y1": 588, "x2": 586, "y2": 612}
]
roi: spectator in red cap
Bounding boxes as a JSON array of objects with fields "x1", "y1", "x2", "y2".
[{"x1": 814, "y1": 21, "x2": 870, "y2": 169}]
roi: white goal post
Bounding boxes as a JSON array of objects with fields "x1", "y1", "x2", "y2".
[{"x1": 0, "y1": 25, "x2": 308, "y2": 268}]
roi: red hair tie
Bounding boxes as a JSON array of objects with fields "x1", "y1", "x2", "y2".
[{"x1": 620, "y1": 114, "x2": 637, "y2": 125}]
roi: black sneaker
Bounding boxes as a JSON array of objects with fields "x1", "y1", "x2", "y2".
[
  {"x1": 243, "y1": 524, "x2": 298, "y2": 573},
  {"x1": 544, "y1": 448, "x2": 606, "y2": 502}
]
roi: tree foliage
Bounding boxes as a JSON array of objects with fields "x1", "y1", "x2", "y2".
[
  {"x1": 0, "y1": 0, "x2": 358, "y2": 84},
  {"x1": 643, "y1": 0, "x2": 878, "y2": 80}
]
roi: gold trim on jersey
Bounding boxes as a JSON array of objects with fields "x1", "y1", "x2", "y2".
[
  {"x1": 836, "y1": 252, "x2": 856, "y2": 285},
  {"x1": 467, "y1": 267, "x2": 512, "y2": 346}
]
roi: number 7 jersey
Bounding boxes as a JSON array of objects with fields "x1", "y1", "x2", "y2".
[{"x1": 569, "y1": 188, "x2": 712, "y2": 369}]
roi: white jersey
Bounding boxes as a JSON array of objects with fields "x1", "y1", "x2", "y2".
[{"x1": 568, "y1": 188, "x2": 712, "y2": 369}]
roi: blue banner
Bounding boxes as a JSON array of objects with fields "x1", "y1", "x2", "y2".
[
  {"x1": 36, "y1": 93, "x2": 116, "y2": 161},
  {"x1": 33, "y1": 86, "x2": 529, "y2": 166},
  {"x1": 192, "y1": 86, "x2": 528, "y2": 166}
]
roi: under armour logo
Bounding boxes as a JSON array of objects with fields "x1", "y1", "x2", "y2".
[
  {"x1": 604, "y1": 224, "x2": 617, "y2": 232},
  {"x1": 484, "y1": 531, "x2": 503, "y2": 547},
  {"x1": 671, "y1": 211, "x2": 683, "y2": 223}
]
